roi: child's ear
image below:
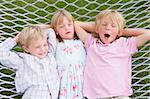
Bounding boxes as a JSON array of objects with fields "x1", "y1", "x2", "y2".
[
  {"x1": 22, "y1": 45, "x2": 29, "y2": 53},
  {"x1": 118, "y1": 30, "x2": 122, "y2": 37},
  {"x1": 95, "y1": 27, "x2": 99, "y2": 34}
]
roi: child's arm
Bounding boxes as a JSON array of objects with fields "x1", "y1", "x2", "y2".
[
  {"x1": 135, "y1": 32, "x2": 150, "y2": 47},
  {"x1": 76, "y1": 21, "x2": 150, "y2": 37},
  {"x1": 75, "y1": 21, "x2": 95, "y2": 33},
  {"x1": 45, "y1": 28, "x2": 57, "y2": 54},
  {"x1": 36, "y1": 24, "x2": 57, "y2": 53},
  {"x1": 122, "y1": 28, "x2": 150, "y2": 36},
  {"x1": 122, "y1": 28, "x2": 150, "y2": 47},
  {"x1": 0, "y1": 35, "x2": 23, "y2": 70},
  {"x1": 74, "y1": 21, "x2": 90, "y2": 43}
]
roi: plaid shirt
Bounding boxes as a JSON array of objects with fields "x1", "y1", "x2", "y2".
[{"x1": 0, "y1": 29, "x2": 59, "y2": 99}]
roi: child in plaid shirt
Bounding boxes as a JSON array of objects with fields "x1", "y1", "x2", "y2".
[{"x1": 0, "y1": 26, "x2": 59, "y2": 99}]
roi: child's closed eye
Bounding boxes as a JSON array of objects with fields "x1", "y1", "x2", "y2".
[
  {"x1": 43, "y1": 44, "x2": 48, "y2": 47},
  {"x1": 59, "y1": 25, "x2": 65, "y2": 28},
  {"x1": 68, "y1": 23, "x2": 72, "y2": 26},
  {"x1": 35, "y1": 46, "x2": 41, "y2": 49},
  {"x1": 111, "y1": 24, "x2": 117, "y2": 28},
  {"x1": 102, "y1": 23, "x2": 107, "y2": 26}
]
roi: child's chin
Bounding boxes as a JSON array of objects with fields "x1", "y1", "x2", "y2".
[
  {"x1": 104, "y1": 42, "x2": 110, "y2": 44},
  {"x1": 103, "y1": 38, "x2": 115, "y2": 44},
  {"x1": 38, "y1": 55, "x2": 46, "y2": 59},
  {"x1": 101, "y1": 40, "x2": 110, "y2": 44}
]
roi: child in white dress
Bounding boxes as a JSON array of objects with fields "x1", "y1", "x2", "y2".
[
  {"x1": 51, "y1": 10, "x2": 86, "y2": 99},
  {"x1": 0, "y1": 26, "x2": 59, "y2": 99}
]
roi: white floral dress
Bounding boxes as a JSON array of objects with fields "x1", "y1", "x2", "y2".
[{"x1": 56, "y1": 39, "x2": 86, "y2": 99}]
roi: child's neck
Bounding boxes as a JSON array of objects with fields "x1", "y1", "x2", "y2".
[{"x1": 99, "y1": 36, "x2": 119, "y2": 44}]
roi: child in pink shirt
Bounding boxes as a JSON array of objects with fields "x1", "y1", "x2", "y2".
[{"x1": 74, "y1": 9, "x2": 150, "y2": 99}]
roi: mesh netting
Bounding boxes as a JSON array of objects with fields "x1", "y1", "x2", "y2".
[{"x1": 0, "y1": 0, "x2": 149, "y2": 99}]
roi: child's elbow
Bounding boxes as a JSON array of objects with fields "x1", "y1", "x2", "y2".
[
  {"x1": 136, "y1": 33, "x2": 150, "y2": 47},
  {"x1": 146, "y1": 32, "x2": 150, "y2": 40}
]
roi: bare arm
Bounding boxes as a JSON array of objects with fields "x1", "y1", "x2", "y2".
[
  {"x1": 77, "y1": 21, "x2": 150, "y2": 37},
  {"x1": 76, "y1": 21, "x2": 95, "y2": 33},
  {"x1": 122, "y1": 28, "x2": 150, "y2": 36},
  {"x1": 123, "y1": 28, "x2": 150, "y2": 47},
  {"x1": 75, "y1": 21, "x2": 150, "y2": 45},
  {"x1": 74, "y1": 21, "x2": 89, "y2": 43},
  {"x1": 136, "y1": 33, "x2": 150, "y2": 47}
]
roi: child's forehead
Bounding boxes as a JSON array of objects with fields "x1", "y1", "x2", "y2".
[
  {"x1": 31, "y1": 35, "x2": 47, "y2": 41},
  {"x1": 29, "y1": 36, "x2": 47, "y2": 44},
  {"x1": 101, "y1": 15, "x2": 117, "y2": 24},
  {"x1": 57, "y1": 15, "x2": 72, "y2": 24}
]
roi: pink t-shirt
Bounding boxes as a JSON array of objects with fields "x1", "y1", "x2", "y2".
[{"x1": 83, "y1": 34, "x2": 138, "y2": 98}]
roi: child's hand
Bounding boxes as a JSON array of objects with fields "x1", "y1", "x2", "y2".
[
  {"x1": 35, "y1": 24, "x2": 50, "y2": 29},
  {"x1": 15, "y1": 33, "x2": 20, "y2": 43}
]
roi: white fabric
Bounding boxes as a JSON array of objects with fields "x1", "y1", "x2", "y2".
[{"x1": 56, "y1": 40, "x2": 86, "y2": 99}]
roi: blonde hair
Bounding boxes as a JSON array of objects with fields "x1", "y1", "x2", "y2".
[
  {"x1": 50, "y1": 10, "x2": 75, "y2": 42},
  {"x1": 18, "y1": 25, "x2": 47, "y2": 46},
  {"x1": 93, "y1": 9, "x2": 125, "y2": 38}
]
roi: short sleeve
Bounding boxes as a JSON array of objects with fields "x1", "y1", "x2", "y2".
[
  {"x1": 124, "y1": 37, "x2": 138, "y2": 54},
  {"x1": 84, "y1": 34, "x2": 93, "y2": 48}
]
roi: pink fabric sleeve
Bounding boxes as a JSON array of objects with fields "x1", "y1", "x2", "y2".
[
  {"x1": 84, "y1": 34, "x2": 93, "y2": 48},
  {"x1": 124, "y1": 37, "x2": 138, "y2": 54}
]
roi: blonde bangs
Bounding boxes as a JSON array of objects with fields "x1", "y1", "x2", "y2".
[
  {"x1": 96, "y1": 10, "x2": 125, "y2": 31},
  {"x1": 51, "y1": 10, "x2": 74, "y2": 31},
  {"x1": 109, "y1": 11, "x2": 125, "y2": 30},
  {"x1": 57, "y1": 14, "x2": 73, "y2": 25},
  {"x1": 19, "y1": 26, "x2": 47, "y2": 46}
]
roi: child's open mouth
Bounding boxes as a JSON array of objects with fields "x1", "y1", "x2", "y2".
[
  {"x1": 104, "y1": 33, "x2": 110, "y2": 38},
  {"x1": 66, "y1": 32, "x2": 71, "y2": 34}
]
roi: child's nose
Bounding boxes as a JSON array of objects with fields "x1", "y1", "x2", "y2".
[
  {"x1": 65, "y1": 25, "x2": 69, "y2": 30},
  {"x1": 106, "y1": 24, "x2": 111, "y2": 30},
  {"x1": 40, "y1": 47, "x2": 45, "y2": 52}
]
